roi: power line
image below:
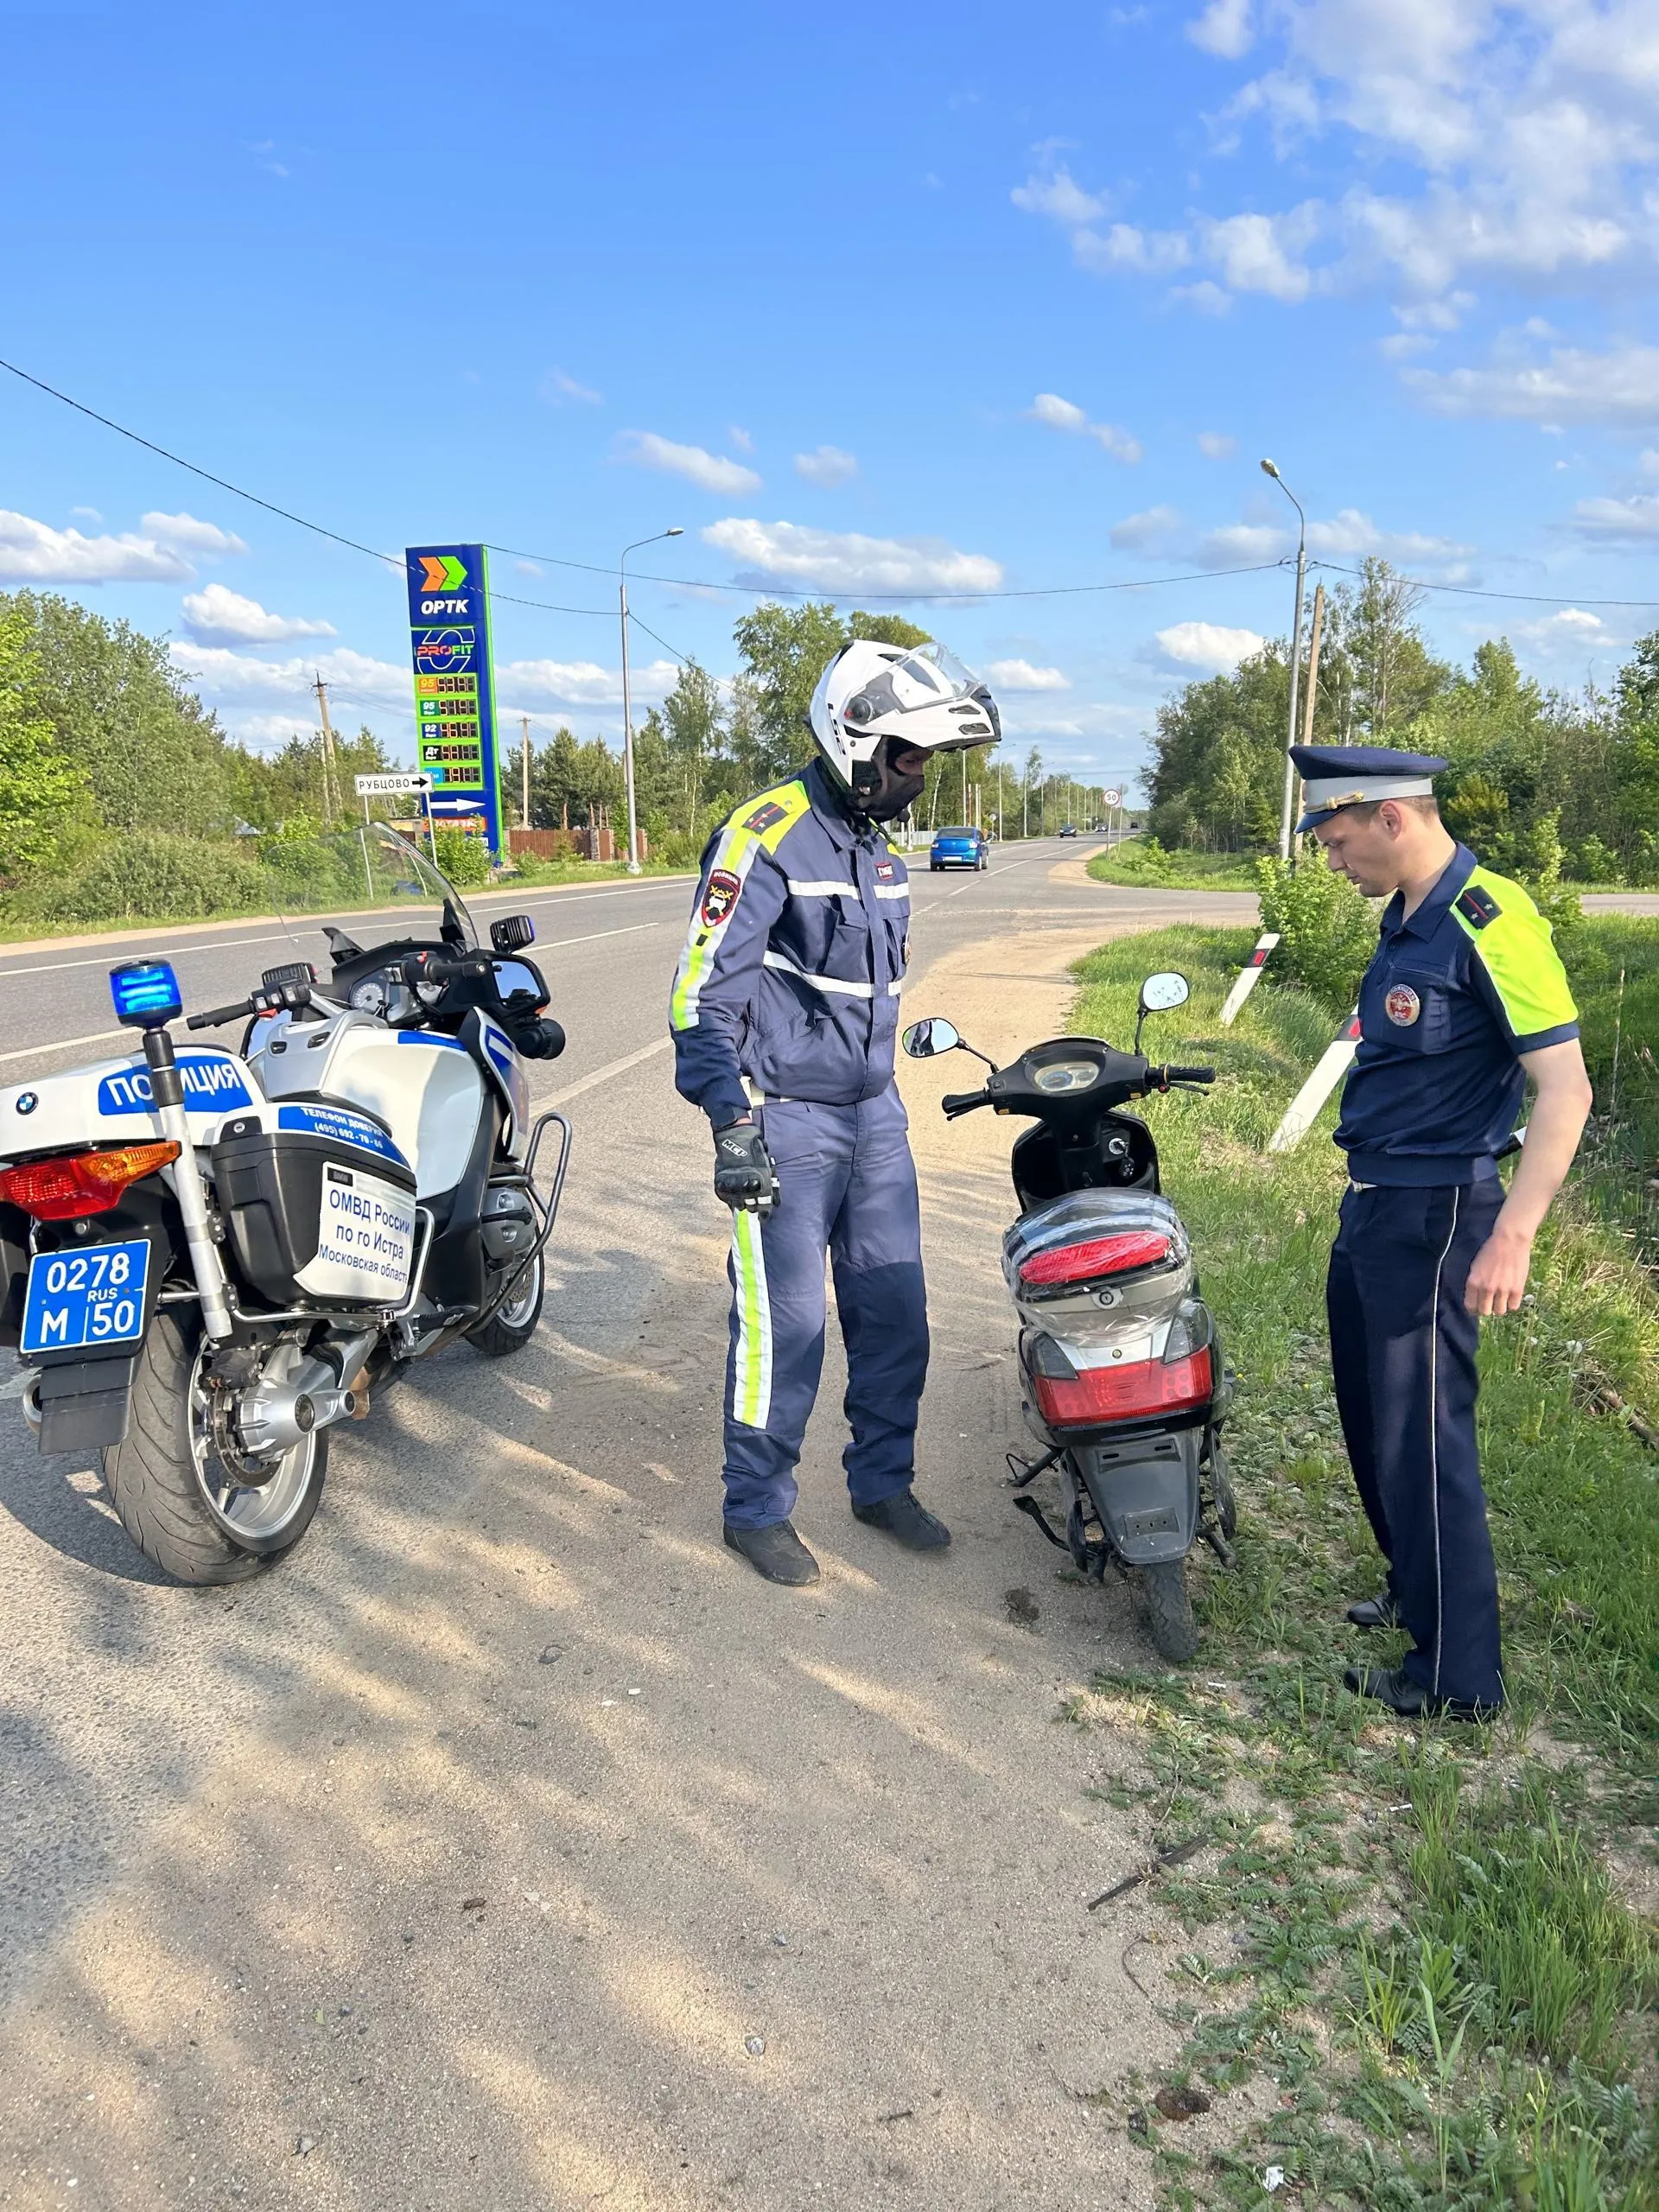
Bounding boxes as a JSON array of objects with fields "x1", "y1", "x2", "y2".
[
  {"x1": 627, "y1": 610, "x2": 695, "y2": 667},
  {"x1": 1309, "y1": 558, "x2": 1659, "y2": 612}
]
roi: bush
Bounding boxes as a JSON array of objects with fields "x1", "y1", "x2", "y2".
[
  {"x1": 256, "y1": 830, "x2": 357, "y2": 909},
  {"x1": 17, "y1": 832, "x2": 271, "y2": 926},
  {"x1": 1254, "y1": 853, "x2": 1379, "y2": 1012},
  {"x1": 431, "y1": 826, "x2": 491, "y2": 887}
]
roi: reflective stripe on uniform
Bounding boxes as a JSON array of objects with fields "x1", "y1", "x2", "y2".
[
  {"x1": 670, "y1": 781, "x2": 811, "y2": 1031},
  {"x1": 730, "y1": 1207, "x2": 772, "y2": 1427},
  {"x1": 762, "y1": 948, "x2": 876, "y2": 998},
  {"x1": 874, "y1": 883, "x2": 909, "y2": 899},
  {"x1": 785, "y1": 878, "x2": 859, "y2": 897}
]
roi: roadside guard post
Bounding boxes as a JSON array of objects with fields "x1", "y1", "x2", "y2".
[
  {"x1": 1218, "y1": 931, "x2": 1281, "y2": 1027},
  {"x1": 404, "y1": 545, "x2": 504, "y2": 860},
  {"x1": 1268, "y1": 1010, "x2": 1361, "y2": 1153}
]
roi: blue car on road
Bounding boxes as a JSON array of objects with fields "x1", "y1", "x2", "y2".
[{"x1": 930, "y1": 825, "x2": 988, "y2": 872}]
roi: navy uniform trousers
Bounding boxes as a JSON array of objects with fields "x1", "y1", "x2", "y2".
[
  {"x1": 722, "y1": 1086, "x2": 927, "y2": 1531},
  {"x1": 1325, "y1": 1179, "x2": 1505, "y2": 1710}
]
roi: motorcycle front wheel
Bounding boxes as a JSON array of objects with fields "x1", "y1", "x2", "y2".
[
  {"x1": 104, "y1": 1311, "x2": 328, "y2": 1586},
  {"x1": 466, "y1": 1252, "x2": 545, "y2": 1358},
  {"x1": 1140, "y1": 1559, "x2": 1199, "y2": 1663}
]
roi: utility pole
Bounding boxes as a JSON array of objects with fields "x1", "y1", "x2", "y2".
[
  {"x1": 1294, "y1": 584, "x2": 1326, "y2": 861},
  {"x1": 1262, "y1": 459, "x2": 1307, "y2": 861},
  {"x1": 520, "y1": 714, "x2": 532, "y2": 831},
  {"x1": 619, "y1": 527, "x2": 683, "y2": 875},
  {"x1": 313, "y1": 674, "x2": 340, "y2": 826}
]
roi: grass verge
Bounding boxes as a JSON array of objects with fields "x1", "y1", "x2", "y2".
[
  {"x1": 1058, "y1": 921, "x2": 1658, "y2": 2209},
  {"x1": 1087, "y1": 842, "x2": 1262, "y2": 892}
]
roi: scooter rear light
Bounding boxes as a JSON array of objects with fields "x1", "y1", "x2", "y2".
[
  {"x1": 1019, "y1": 1230, "x2": 1172, "y2": 1287},
  {"x1": 1033, "y1": 1345, "x2": 1212, "y2": 1428},
  {"x1": 0, "y1": 1141, "x2": 180, "y2": 1222}
]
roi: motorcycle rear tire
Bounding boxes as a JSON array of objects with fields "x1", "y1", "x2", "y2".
[
  {"x1": 1140, "y1": 1559, "x2": 1199, "y2": 1663},
  {"x1": 104, "y1": 1310, "x2": 327, "y2": 1586},
  {"x1": 466, "y1": 1253, "x2": 545, "y2": 1358}
]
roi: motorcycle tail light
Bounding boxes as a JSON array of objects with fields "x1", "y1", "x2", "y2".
[
  {"x1": 1019, "y1": 1230, "x2": 1172, "y2": 1288},
  {"x1": 1033, "y1": 1345, "x2": 1212, "y2": 1428},
  {"x1": 0, "y1": 1141, "x2": 180, "y2": 1222}
]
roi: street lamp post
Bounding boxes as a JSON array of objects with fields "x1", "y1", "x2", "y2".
[
  {"x1": 620, "y1": 527, "x2": 683, "y2": 874},
  {"x1": 1261, "y1": 459, "x2": 1307, "y2": 862}
]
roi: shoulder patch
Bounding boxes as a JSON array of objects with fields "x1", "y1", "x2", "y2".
[
  {"x1": 1456, "y1": 884, "x2": 1501, "y2": 929},
  {"x1": 743, "y1": 800, "x2": 788, "y2": 835},
  {"x1": 701, "y1": 868, "x2": 742, "y2": 928}
]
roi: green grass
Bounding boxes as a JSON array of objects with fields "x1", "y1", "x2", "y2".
[
  {"x1": 1063, "y1": 923, "x2": 1659, "y2": 2210},
  {"x1": 1087, "y1": 840, "x2": 1263, "y2": 892}
]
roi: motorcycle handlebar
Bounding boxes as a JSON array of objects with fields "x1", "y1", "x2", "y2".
[{"x1": 187, "y1": 998, "x2": 255, "y2": 1031}]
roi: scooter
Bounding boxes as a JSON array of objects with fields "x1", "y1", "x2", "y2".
[
  {"x1": 902, "y1": 970, "x2": 1236, "y2": 1661},
  {"x1": 0, "y1": 823, "x2": 570, "y2": 1586}
]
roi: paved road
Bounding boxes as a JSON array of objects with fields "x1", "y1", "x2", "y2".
[{"x1": 0, "y1": 849, "x2": 1269, "y2": 2212}]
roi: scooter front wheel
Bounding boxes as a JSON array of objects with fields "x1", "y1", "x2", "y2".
[{"x1": 1140, "y1": 1559, "x2": 1198, "y2": 1663}]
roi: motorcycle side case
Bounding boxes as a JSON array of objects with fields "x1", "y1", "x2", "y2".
[
  {"x1": 211, "y1": 1101, "x2": 418, "y2": 1308},
  {"x1": 1071, "y1": 1427, "x2": 1201, "y2": 1566}
]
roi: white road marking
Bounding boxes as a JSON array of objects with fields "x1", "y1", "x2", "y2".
[
  {"x1": 0, "y1": 1027, "x2": 130, "y2": 1066},
  {"x1": 545, "y1": 1035, "x2": 674, "y2": 1106}
]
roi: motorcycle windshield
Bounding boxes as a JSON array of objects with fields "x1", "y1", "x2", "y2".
[{"x1": 261, "y1": 819, "x2": 479, "y2": 949}]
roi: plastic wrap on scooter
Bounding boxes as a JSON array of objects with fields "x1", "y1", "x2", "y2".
[
  {"x1": 1002, "y1": 1190, "x2": 1192, "y2": 1342},
  {"x1": 1001, "y1": 1189, "x2": 1189, "y2": 1287}
]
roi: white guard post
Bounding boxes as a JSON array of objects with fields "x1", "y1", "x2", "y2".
[
  {"x1": 1218, "y1": 931, "x2": 1281, "y2": 1027},
  {"x1": 1268, "y1": 1010, "x2": 1361, "y2": 1154}
]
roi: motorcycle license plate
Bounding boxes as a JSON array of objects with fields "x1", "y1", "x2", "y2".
[{"x1": 22, "y1": 1239, "x2": 150, "y2": 1357}]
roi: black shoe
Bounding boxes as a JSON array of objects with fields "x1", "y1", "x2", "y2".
[
  {"x1": 1343, "y1": 1663, "x2": 1500, "y2": 1725},
  {"x1": 1347, "y1": 1591, "x2": 1401, "y2": 1630},
  {"x1": 723, "y1": 1519, "x2": 821, "y2": 1586},
  {"x1": 850, "y1": 1489, "x2": 951, "y2": 1550}
]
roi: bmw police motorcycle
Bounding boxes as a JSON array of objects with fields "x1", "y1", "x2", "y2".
[
  {"x1": 904, "y1": 971, "x2": 1235, "y2": 1662},
  {"x1": 0, "y1": 824, "x2": 569, "y2": 1585}
]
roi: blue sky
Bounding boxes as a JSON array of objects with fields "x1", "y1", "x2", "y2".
[{"x1": 4, "y1": 1, "x2": 1657, "y2": 791}]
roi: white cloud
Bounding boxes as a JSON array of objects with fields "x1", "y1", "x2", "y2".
[
  {"x1": 1197, "y1": 431, "x2": 1237, "y2": 458},
  {"x1": 0, "y1": 511, "x2": 195, "y2": 583},
  {"x1": 702, "y1": 518, "x2": 1003, "y2": 596},
  {"x1": 170, "y1": 643, "x2": 409, "y2": 706},
  {"x1": 538, "y1": 367, "x2": 602, "y2": 406},
  {"x1": 1010, "y1": 167, "x2": 1107, "y2": 225},
  {"x1": 1073, "y1": 224, "x2": 1192, "y2": 277},
  {"x1": 729, "y1": 426, "x2": 754, "y2": 454},
  {"x1": 619, "y1": 431, "x2": 760, "y2": 494},
  {"x1": 1194, "y1": 506, "x2": 1475, "y2": 568},
  {"x1": 140, "y1": 512, "x2": 247, "y2": 556},
  {"x1": 1171, "y1": 280, "x2": 1234, "y2": 315},
  {"x1": 1187, "y1": 0, "x2": 1253, "y2": 60},
  {"x1": 1508, "y1": 607, "x2": 1617, "y2": 652},
  {"x1": 498, "y1": 658, "x2": 677, "y2": 709},
  {"x1": 1156, "y1": 620, "x2": 1268, "y2": 671},
  {"x1": 1027, "y1": 391, "x2": 1143, "y2": 464},
  {"x1": 70, "y1": 505, "x2": 103, "y2": 524},
  {"x1": 1198, "y1": 209, "x2": 1316, "y2": 302},
  {"x1": 793, "y1": 444, "x2": 859, "y2": 487},
  {"x1": 985, "y1": 658, "x2": 1070, "y2": 692},
  {"x1": 1110, "y1": 504, "x2": 1184, "y2": 550},
  {"x1": 1570, "y1": 493, "x2": 1659, "y2": 542},
  {"x1": 1405, "y1": 342, "x2": 1659, "y2": 424},
  {"x1": 1194, "y1": 522, "x2": 1286, "y2": 567},
  {"x1": 181, "y1": 584, "x2": 336, "y2": 645}
]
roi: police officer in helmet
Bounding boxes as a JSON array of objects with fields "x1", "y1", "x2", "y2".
[
  {"x1": 1294, "y1": 745, "x2": 1593, "y2": 1719},
  {"x1": 670, "y1": 640, "x2": 1000, "y2": 1586}
]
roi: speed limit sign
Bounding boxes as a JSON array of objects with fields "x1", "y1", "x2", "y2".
[{"x1": 1103, "y1": 788, "x2": 1122, "y2": 807}]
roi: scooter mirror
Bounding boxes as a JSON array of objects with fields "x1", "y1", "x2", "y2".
[
  {"x1": 902, "y1": 1017, "x2": 962, "y2": 1058},
  {"x1": 1139, "y1": 971, "x2": 1190, "y2": 1014}
]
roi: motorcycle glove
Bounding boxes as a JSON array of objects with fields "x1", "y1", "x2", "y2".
[{"x1": 713, "y1": 1116, "x2": 780, "y2": 1217}]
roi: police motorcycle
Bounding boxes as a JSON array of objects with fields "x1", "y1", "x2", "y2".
[
  {"x1": 0, "y1": 823, "x2": 570, "y2": 1586},
  {"x1": 902, "y1": 972, "x2": 1235, "y2": 1662}
]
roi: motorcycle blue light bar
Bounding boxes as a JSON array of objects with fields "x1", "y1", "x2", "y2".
[{"x1": 110, "y1": 960, "x2": 183, "y2": 1029}]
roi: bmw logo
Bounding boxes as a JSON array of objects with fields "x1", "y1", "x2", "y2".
[{"x1": 15, "y1": 1093, "x2": 36, "y2": 1116}]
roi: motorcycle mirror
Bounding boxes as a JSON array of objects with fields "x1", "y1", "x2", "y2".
[
  {"x1": 491, "y1": 913, "x2": 536, "y2": 954},
  {"x1": 902, "y1": 1017, "x2": 963, "y2": 1058},
  {"x1": 1139, "y1": 971, "x2": 1190, "y2": 1014}
]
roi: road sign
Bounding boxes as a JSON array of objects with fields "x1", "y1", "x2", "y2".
[
  {"x1": 354, "y1": 772, "x2": 435, "y2": 797},
  {"x1": 1103, "y1": 788, "x2": 1122, "y2": 808},
  {"x1": 404, "y1": 543, "x2": 504, "y2": 856}
]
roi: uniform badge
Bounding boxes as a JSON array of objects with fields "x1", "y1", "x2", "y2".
[
  {"x1": 1456, "y1": 885, "x2": 1501, "y2": 929},
  {"x1": 875, "y1": 860, "x2": 895, "y2": 881},
  {"x1": 1385, "y1": 984, "x2": 1421, "y2": 1027},
  {"x1": 743, "y1": 800, "x2": 787, "y2": 835},
  {"x1": 701, "y1": 868, "x2": 742, "y2": 928}
]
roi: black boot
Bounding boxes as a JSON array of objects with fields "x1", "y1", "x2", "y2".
[
  {"x1": 1346, "y1": 1591, "x2": 1401, "y2": 1630},
  {"x1": 724, "y1": 1518, "x2": 821, "y2": 1586},
  {"x1": 851, "y1": 1488, "x2": 951, "y2": 1551},
  {"x1": 1343, "y1": 1663, "x2": 1499, "y2": 1724}
]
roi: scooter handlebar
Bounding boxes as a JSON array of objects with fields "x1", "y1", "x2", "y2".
[
  {"x1": 940, "y1": 1088, "x2": 991, "y2": 1118},
  {"x1": 1154, "y1": 1063, "x2": 1217, "y2": 1087}
]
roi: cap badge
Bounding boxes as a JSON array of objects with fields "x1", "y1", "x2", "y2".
[{"x1": 1385, "y1": 984, "x2": 1421, "y2": 1027}]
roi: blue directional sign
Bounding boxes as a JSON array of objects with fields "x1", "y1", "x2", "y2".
[{"x1": 404, "y1": 543, "x2": 504, "y2": 857}]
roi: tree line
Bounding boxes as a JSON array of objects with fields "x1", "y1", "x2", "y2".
[{"x1": 1143, "y1": 556, "x2": 1659, "y2": 886}]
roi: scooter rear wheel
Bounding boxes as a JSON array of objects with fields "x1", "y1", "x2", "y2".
[{"x1": 1140, "y1": 1559, "x2": 1199, "y2": 1663}]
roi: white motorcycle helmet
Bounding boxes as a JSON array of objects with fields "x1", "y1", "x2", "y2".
[{"x1": 808, "y1": 639, "x2": 1001, "y2": 818}]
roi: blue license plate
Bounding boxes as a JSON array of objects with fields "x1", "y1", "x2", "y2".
[{"x1": 22, "y1": 1239, "x2": 151, "y2": 1357}]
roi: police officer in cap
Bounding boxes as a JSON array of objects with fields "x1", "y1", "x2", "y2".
[
  {"x1": 670, "y1": 639, "x2": 1001, "y2": 1587},
  {"x1": 1292, "y1": 744, "x2": 1592, "y2": 1719}
]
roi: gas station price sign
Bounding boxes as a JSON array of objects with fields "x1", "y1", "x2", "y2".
[{"x1": 403, "y1": 543, "x2": 504, "y2": 855}]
